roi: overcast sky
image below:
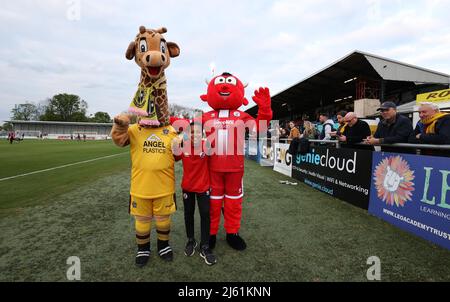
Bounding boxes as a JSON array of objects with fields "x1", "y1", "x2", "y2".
[{"x1": 1, "y1": 0, "x2": 450, "y2": 122}]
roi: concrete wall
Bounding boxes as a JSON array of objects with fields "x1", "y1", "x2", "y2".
[{"x1": 354, "y1": 99, "x2": 380, "y2": 118}]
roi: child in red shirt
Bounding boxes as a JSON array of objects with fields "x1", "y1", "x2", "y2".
[{"x1": 174, "y1": 122, "x2": 217, "y2": 266}]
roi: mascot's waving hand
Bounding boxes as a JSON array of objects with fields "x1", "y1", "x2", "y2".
[{"x1": 200, "y1": 72, "x2": 272, "y2": 251}]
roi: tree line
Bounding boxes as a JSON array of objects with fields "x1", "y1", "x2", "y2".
[
  {"x1": 1, "y1": 93, "x2": 202, "y2": 131},
  {"x1": 2, "y1": 94, "x2": 112, "y2": 131}
]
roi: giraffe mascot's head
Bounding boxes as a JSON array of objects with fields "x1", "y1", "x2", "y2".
[{"x1": 126, "y1": 26, "x2": 180, "y2": 127}]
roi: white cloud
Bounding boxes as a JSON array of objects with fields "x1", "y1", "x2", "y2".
[{"x1": 1, "y1": 0, "x2": 450, "y2": 123}]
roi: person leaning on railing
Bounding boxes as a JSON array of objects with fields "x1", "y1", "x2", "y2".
[
  {"x1": 279, "y1": 128, "x2": 289, "y2": 141},
  {"x1": 408, "y1": 102, "x2": 450, "y2": 145},
  {"x1": 268, "y1": 124, "x2": 280, "y2": 143},
  {"x1": 364, "y1": 102, "x2": 413, "y2": 153},
  {"x1": 319, "y1": 113, "x2": 335, "y2": 141},
  {"x1": 330, "y1": 111, "x2": 348, "y2": 139},
  {"x1": 337, "y1": 112, "x2": 373, "y2": 151},
  {"x1": 287, "y1": 121, "x2": 301, "y2": 143},
  {"x1": 336, "y1": 111, "x2": 348, "y2": 136},
  {"x1": 300, "y1": 121, "x2": 317, "y2": 139}
]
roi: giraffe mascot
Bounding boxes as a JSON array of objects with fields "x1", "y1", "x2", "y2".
[{"x1": 111, "y1": 26, "x2": 180, "y2": 267}]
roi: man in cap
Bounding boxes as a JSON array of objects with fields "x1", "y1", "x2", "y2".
[{"x1": 364, "y1": 101, "x2": 413, "y2": 153}]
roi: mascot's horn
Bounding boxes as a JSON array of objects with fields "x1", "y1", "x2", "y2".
[
  {"x1": 155, "y1": 27, "x2": 168, "y2": 34},
  {"x1": 244, "y1": 83, "x2": 249, "y2": 88},
  {"x1": 205, "y1": 79, "x2": 210, "y2": 85}
]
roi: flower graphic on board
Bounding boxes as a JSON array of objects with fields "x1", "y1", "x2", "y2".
[{"x1": 373, "y1": 156, "x2": 415, "y2": 207}]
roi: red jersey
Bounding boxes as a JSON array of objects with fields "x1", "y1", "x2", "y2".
[
  {"x1": 202, "y1": 110, "x2": 256, "y2": 172},
  {"x1": 181, "y1": 143, "x2": 210, "y2": 193}
]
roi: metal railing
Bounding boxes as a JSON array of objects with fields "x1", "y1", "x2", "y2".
[
  {"x1": 309, "y1": 139, "x2": 341, "y2": 147},
  {"x1": 263, "y1": 138, "x2": 341, "y2": 147},
  {"x1": 376, "y1": 143, "x2": 450, "y2": 151},
  {"x1": 271, "y1": 138, "x2": 339, "y2": 145},
  {"x1": 257, "y1": 137, "x2": 450, "y2": 155}
]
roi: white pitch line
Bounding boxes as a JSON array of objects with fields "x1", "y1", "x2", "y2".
[{"x1": 0, "y1": 152, "x2": 128, "y2": 182}]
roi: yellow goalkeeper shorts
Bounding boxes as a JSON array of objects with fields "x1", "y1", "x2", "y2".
[{"x1": 129, "y1": 194, "x2": 177, "y2": 218}]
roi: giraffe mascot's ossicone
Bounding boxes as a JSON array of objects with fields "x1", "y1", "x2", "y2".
[{"x1": 111, "y1": 26, "x2": 180, "y2": 267}]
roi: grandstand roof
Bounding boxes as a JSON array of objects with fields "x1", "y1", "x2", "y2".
[
  {"x1": 8, "y1": 120, "x2": 113, "y2": 126},
  {"x1": 246, "y1": 50, "x2": 450, "y2": 118}
]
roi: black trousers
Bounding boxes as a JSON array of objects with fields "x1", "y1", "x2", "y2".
[{"x1": 183, "y1": 191, "x2": 210, "y2": 247}]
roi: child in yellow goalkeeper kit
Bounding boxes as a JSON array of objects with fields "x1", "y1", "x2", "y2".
[{"x1": 111, "y1": 114, "x2": 179, "y2": 267}]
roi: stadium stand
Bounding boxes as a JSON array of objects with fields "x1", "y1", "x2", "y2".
[{"x1": 6, "y1": 121, "x2": 113, "y2": 140}]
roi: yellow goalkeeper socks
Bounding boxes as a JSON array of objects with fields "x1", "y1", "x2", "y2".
[
  {"x1": 135, "y1": 219, "x2": 151, "y2": 247},
  {"x1": 155, "y1": 217, "x2": 171, "y2": 241}
]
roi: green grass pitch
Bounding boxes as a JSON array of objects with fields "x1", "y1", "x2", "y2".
[{"x1": 0, "y1": 139, "x2": 449, "y2": 281}]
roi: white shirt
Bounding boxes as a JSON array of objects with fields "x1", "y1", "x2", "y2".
[{"x1": 323, "y1": 119, "x2": 335, "y2": 140}]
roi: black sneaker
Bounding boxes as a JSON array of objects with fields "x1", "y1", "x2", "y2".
[
  {"x1": 209, "y1": 235, "x2": 217, "y2": 250},
  {"x1": 135, "y1": 244, "x2": 150, "y2": 268},
  {"x1": 200, "y1": 246, "x2": 217, "y2": 266},
  {"x1": 184, "y1": 238, "x2": 198, "y2": 257},
  {"x1": 226, "y1": 233, "x2": 247, "y2": 251},
  {"x1": 158, "y1": 240, "x2": 173, "y2": 262}
]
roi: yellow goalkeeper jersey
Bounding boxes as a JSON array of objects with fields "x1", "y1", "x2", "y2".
[{"x1": 128, "y1": 124, "x2": 178, "y2": 199}]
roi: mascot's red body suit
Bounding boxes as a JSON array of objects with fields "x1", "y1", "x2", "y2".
[{"x1": 200, "y1": 72, "x2": 272, "y2": 251}]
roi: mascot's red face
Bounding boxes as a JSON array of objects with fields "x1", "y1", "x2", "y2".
[{"x1": 201, "y1": 73, "x2": 249, "y2": 110}]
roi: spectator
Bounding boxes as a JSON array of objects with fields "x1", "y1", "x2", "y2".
[
  {"x1": 287, "y1": 121, "x2": 300, "y2": 143},
  {"x1": 319, "y1": 113, "x2": 335, "y2": 140},
  {"x1": 331, "y1": 111, "x2": 348, "y2": 138},
  {"x1": 338, "y1": 112, "x2": 373, "y2": 150},
  {"x1": 409, "y1": 102, "x2": 450, "y2": 145},
  {"x1": 336, "y1": 111, "x2": 348, "y2": 134},
  {"x1": 300, "y1": 121, "x2": 317, "y2": 139},
  {"x1": 283, "y1": 122, "x2": 291, "y2": 134},
  {"x1": 269, "y1": 123, "x2": 280, "y2": 143},
  {"x1": 279, "y1": 128, "x2": 289, "y2": 140},
  {"x1": 365, "y1": 102, "x2": 413, "y2": 153}
]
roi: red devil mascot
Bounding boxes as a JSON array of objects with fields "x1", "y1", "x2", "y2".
[{"x1": 200, "y1": 72, "x2": 272, "y2": 251}]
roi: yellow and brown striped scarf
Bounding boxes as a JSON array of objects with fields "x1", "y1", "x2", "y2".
[
  {"x1": 129, "y1": 76, "x2": 167, "y2": 126},
  {"x1": 422, "y1": 112, "x2": 449, "y2": 134},
  {"x1": 339, "y1": 123, "x2": 348, "y2": 134}
]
